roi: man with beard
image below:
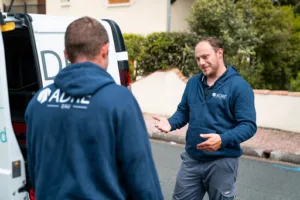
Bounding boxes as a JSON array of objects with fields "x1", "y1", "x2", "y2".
[{"x1": 153, "y1": 37, "x2": 257, "y2": 200}]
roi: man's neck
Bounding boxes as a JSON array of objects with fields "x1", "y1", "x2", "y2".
[
  {"x1": 74, "y1": 57, "x2": 107, "y2": 70},
  {"x1": 206, "y1": 64, "x2": 227, "y2": 86}
]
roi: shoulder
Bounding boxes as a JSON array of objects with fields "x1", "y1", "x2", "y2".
[
  {"x1": 188, "y1": 74, "x2": 201, "y2": 82},
  {"x1": 229, "y1": 76, "x2": 254, "y2": 102},
  {"x1": 25, "y1": 84, "x2": 56, "y2": 117},
  {"x1": 231, "y1": 76, "x2": 253, "y2": 92},
  {"x1": 94, "y1": 84, "x2": 137, "y2": 108},
  {"x1": 31, "y1": 84, "x2": 57, "y2": 103},
  {"x1": 104, "y1": 84, "x2": 134, "y2": 99},
  {"x1": 186, "y1": 73, "x2": 201, "y2": 87},
  {"x1": 101, "y1": 85, "x2": 143, "y2": 119}
]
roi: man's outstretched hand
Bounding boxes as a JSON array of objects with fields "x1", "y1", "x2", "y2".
[
  {"x1": 153, "y1": 116, "x2": 171, "y2": 133},
  {"x1": 196, "y1": 134, "x2": 222, "y2": 152}
]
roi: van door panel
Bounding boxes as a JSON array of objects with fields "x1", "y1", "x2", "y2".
[
  {"x1": 0, "y1": 28, "x2": 27, "y2": 200},
  {"x1": 29, "y1": 14, "x2": 121, "y2": 87}
]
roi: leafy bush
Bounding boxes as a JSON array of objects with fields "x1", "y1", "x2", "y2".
[
  {"x1": 290, "y1": 72, "x2": 300, "y2": 91},
  {"x1": 123, "y1": 0, "x2": 300, "y2": 92},
  {"x1": 123, "y1": 33, "x2": 145, "y2": 81},
  {"x1": 187, "y1": 0, "x2": 300, "y2": 91},
  {"x1": 124, "y1": 32, "x2": 200, "y2": 79}
]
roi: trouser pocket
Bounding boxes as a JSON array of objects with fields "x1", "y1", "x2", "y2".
[{"x1": 205, "y1": 158, "x2": 238, "y2": 200}]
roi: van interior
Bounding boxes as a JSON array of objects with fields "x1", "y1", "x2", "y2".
[{"x1": 2, "y1": 25, "x2": 40, "y2": 161}]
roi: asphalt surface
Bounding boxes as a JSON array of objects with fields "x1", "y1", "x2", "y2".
[{"x1": 151, "y1": 140, "x2": 300, "y2": 200}]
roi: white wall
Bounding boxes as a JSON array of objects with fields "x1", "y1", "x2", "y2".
[
  {"x1": 46, "y1": 0, "x2": 168, "y2": 35},
  {"x1": 255, "y1": 92, "x2": 300, "y2": 133},
  {"x1": 170, "y1": 0, "x2": 194, "y2": 32},
  {"x1": 131, "y1": 69, "x2": 300, "y2": 133},
  {"x1": 132, "y1": 69, "x2": 186, "y2": 116}
]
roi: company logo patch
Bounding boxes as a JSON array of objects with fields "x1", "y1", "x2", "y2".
[
  {"x1": 37, "y1": 88, "x2": 52, "y2": 104},
  {"x1": 37, "y1": 88, "x2": 91, "y2": 110},
  {"x1": 212, "y1": 92, "x2": 227, "y2": 100}
]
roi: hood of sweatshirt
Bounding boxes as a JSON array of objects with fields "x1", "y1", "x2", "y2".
[{"x1": 54, "y1": 62, "x2": 115, "y2": 97}]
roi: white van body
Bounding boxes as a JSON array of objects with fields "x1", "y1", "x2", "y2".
[
  {"x1": 31, "y1": 14, "x2": 123, "y2": 86},
  {"x1": 0, "y1": 12, "x2": 129, "y2": 200},
  {"x1": 0, "y1": 30, "x2": 26, "y2": 200}
]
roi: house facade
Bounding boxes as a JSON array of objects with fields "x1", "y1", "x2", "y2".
[
  {"x1": 1, "y1": 0, "x2": 194, "y2": 34},
  {"x1": 171, "y1": 0, "x2": 194, "y2": 32},
  {"x1": 0, "y1": 0, "x2": 46, "y2": 14},
  {"x1": 47, "y1": 0, "x2": 170, "y2": 35}
]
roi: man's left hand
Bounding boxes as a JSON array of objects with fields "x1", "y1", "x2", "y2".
[{"x1": 196, "y1": 134, "x2": 222, "y2": 152}]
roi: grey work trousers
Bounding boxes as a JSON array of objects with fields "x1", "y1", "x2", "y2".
[{"x1": 173, "y1": 152, "x2": 238, "y2": 200}]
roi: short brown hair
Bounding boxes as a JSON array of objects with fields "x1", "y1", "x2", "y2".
[
  {"x1": 198, "y1": 37, "x2": 223, "y2": 52},
  {"x1": 65, "y1": 16, "x2": 109, "y2": 63}
]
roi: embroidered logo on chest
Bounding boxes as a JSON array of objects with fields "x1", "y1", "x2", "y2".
[{"x1": 212, "y1": 92, "x2": 227, "y2": 100}]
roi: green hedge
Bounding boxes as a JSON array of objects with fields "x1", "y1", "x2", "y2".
[
  {"x1": 123, "y1": 32, "x2": 199, "y2": 80},
  {"x1": 123, "y1": 33, "x2": 145, "y2": 81}
]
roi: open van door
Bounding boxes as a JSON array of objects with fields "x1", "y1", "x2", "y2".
[
  {"x1": 0, "y1": 17, "x2": 27, "y2": 200},
  {"x1": 27, "y1": 14, "x2": 126, "y2": 87}
]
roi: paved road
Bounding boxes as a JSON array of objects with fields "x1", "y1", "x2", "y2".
[{"x1": 151, "y1": 140, "x2": 300, "y2": 200}]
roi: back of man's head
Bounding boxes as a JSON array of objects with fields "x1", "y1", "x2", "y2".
[{"x1": 64, "y1": 16, "x2": 109, "y2": 64}]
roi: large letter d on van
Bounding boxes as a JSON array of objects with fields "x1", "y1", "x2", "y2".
[{"x1": 0, "y1": 127, "x2": 7, "y2": 143}]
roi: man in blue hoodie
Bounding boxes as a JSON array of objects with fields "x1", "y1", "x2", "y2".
[
  {"x1": 25, "y1": 16, "x2": 163, "y2": 200},
  {"x1": 154, "y1": 37, "x2": 257, "y2": 200}
]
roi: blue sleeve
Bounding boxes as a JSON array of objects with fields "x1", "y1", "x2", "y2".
[
  {"x1": 25, "y1": 99, "x2": 35, "y2": 189},
  {"x1": 116, "y1": 93, "x2": 164, "y2": 200},
  {"x1": 168, "y1": 80, "x2": 190, "y2": 131},
  {"x1": 220, "y1": 83, "x2": 257, "y2": 148}
]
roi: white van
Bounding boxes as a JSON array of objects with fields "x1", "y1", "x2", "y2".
[{"x1": 0, "y1": 12, "x2": 130, "y2": 200}]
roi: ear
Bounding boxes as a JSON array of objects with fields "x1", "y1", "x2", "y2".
[
  {"x1": 64, "y1": 49, "x2": 70, "y2": 61},
  {"x1": 217, "y1": 48, "x2": 223, "y2": 59},
  {"x1": 100, "y1": 43, "x2": 109, "y2": 59}
]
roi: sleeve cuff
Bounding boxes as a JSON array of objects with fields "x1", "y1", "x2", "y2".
[
  {"x1": 220, "y1": 133, "x2": 231, "y2": 148},
  {"x1": 167, "y1": 118, "x2": 176, "y2": 131}
]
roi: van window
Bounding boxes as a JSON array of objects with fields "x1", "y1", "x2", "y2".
[{"x1": 3, "y1": 25, "x2": 40, "y2": 160}]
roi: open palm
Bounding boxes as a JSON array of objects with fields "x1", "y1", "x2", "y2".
[{"x1": 153, "y1": 116, "x2": 171, "y2": 133}]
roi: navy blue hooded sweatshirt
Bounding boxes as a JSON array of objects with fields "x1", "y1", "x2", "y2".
[
  {"x1": 25, "y1": 62, "x2": 163, "y2": 200},
  {"x1": 168, "y1": 66, "x2": 257, "y2": 160}
]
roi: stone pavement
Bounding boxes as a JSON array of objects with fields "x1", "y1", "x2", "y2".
[{"x1": 143, "y1": 113, "x2": 300, "y2": 165}]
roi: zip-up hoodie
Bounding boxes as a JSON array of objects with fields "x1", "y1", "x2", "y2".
[
  {"x1": 168, "y1": 66, "x2": 257, "y2": 160},
  {"x1": 25, "y1": 62, "x2": 163, "y2": 200}
]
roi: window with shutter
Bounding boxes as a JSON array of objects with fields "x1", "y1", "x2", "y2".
[{"x1": 108, "y1": 0, "x2": 130, "y2": 4}]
